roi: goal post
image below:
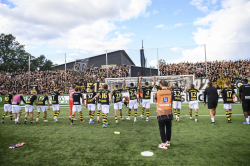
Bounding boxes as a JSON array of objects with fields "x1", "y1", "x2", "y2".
[{"x1": 105, "y1": 75, "x2": 194, "y2": 104}]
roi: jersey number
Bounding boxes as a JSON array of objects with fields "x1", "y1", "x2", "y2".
[
  {"x1": 174, "y1": 91, "x2": 180, "y2": 97},
  {"x1": 4, "y1": 97, "x2": 9, "y2": 102},
  {"x1": 27, "y1": 96, "x2": 32, "y2": 101},
  {"x1": 88, "y1": 94, "x2": 93, "y2": 99},
  {"x1": 116, "y1": 93, "x2": 121, "y2": 98},
  {"x1": 39, "y1": 96, "x2": 44, "y2": 101},
  {"x1": 227, "y1": 91, "x2": 232, "y2": 98},
  {"x1": 130, "y1": 90, "x2": 136, "y2": 96},
  {"x1": 102, "y1": 93, "x2": 107, "y2": 99},
  {"x1": 191, "y1": 92, "x2": 196, "y2": 98}
]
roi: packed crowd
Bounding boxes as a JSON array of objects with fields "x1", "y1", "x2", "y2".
[
  {"x1": 1, "y1": 59, "x2": 249, "y2": 95},
  {"x1": 84, "y1": 65, "x2": 130, "y2": 81},
  {"x1": 159, "y1": 59, "x2": 250, "y2": 83},
  {"x1": 0, "y1": 65, "x2": 130, "y2": 95}
]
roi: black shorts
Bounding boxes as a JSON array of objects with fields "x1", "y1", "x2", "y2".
[
  {"x1": 208, "y1": 101, "x2": 218, "y2": 109},
  {"x1": 242, "y1": 101, "x2": 250, "y2": 112}
]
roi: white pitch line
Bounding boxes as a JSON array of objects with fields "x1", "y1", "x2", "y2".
[
  {"x1": 38, "y1": 114, "x2": 244, "y2": 119},
  {"x1": 0, "y1": 103, "x2": 243, "y2": 109}
]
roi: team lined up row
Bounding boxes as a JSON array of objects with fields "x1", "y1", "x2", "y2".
[{"x1": 2, "y1": 76, "x2": 250, "y2": 126}]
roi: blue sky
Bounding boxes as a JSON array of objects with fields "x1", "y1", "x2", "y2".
[{"x1": 0, "y1": 0, "x2": 249, "y2": 67}]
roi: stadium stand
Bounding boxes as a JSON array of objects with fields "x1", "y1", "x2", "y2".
[
  {"x1": 0, "y1": 59, "x2": 249, "y2": 95},
  {"x1": 159, "y1": 59, "x2": 249, "y2": 83},
  {"x1": 0, "y1": 65, "x2": 130, "y2": 95}
]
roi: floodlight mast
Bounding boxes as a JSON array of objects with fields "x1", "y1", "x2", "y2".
[
  {"x1": 204, "y1": 44, "x2": 207, "y2": 78},
  {"x1": 106, "y1": 50, "x2": 108, "y2": 78},
  {"x1": 28, "y1": 55, "x2": 30, "y2": 93}
]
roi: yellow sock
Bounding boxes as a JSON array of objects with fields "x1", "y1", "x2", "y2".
[
  {"x1": 146, "y1": 110, "x2": 149, "y2": 118},
  {"x1": 2, "y1": 113, "x2": 6, "y2": 119},
  {"x1": 134, "y1": 111, "x2": 137, "y2": 118},
  {"x1": 226, "y1": 112, "x2": 230, "y2": 120},
  {"x1": 177, "y1": 110, "x2": 180, "y2": 117},
  {"x1": 128, "y1": 110, "x2": 131, "y2": 117},
  {"x1": 142, "y1": 108, "x2": 145, "y2": 115},
  {"x1": 195, "y1": 111, "x2": 198, "y2": 119},
  {"x1": 174, "y1": 110, "x2": 177, "y2": 116}
]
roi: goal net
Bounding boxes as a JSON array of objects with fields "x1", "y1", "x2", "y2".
[{"x1": 105, "y1": 75, "x2": 194, "y2": 104}]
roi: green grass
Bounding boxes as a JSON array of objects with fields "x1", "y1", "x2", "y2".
[{"x1": 0, "y1": 103, "x2": 250, "y2": 166}]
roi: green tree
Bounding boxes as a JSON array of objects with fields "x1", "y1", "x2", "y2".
[
  {"x1": 42, "y1": 59, "x2": 53, "y2": 71},
  {"x1": 0, "y1": 33, "x2": 53, "y2": 72},
  {"x1": 31, "y1": 55, "x2": 53, "y2": 71},
  {"x1": 0, "y1": 33, "x2": 32, "y2": 72},
  {"x1": 158, "y1": 59, "x2": 166, "y2": 65}
]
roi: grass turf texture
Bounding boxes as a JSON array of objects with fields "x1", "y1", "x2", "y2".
[{"x1": 0, "y1": 103, "x2": 250, "y2": 166}]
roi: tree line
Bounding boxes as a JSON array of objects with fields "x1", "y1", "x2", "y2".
[{"x1": 0, "y1": 33, "x2": 53, "y2": 72}]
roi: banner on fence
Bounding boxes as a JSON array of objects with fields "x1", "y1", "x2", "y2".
[
  {"x1": 86, "y1": 82, "x2": 105, "y2": 92},
  {"x1": 73, "y1": 58, "x2": 89, "y2": 76},
  {"x1": 0, "y1": 96, "x2": 4, "y2": 106}
]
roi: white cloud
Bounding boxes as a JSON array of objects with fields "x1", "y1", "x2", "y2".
[
  {"x1": 170, "y1": 47, "x2": 183, "y2": 52},
  {"x1": 166, "y1": 23, "x2": 186, "y2": 30},
  {"x1": 150, "y1": 59, "x2": 157, "y2": 67},
  {"x1": 55, "y1": 50, "x2": 63, "y2": 53},
  {"x1": 25, "y1": 45, "x2": 37, "y2": 49},
  {"x1": 153, "y1": 9, "x2": 158, "y2": 14},
  {"x1": 0, "y1": 0, "x2": 151, "y2": 52},
  {"x1": 79, "y1": 51, "x2": 88, "y2": 54},
  {"x1": 168, "y1": 0, "x2": 250, "y2": 63},
  {"x1": 193, "y1": 0, "x2": 250, "y2": 45},
  {"x1": 156, "y1": 23, "x2": 186, "y2": 29},
  {"x1": 212, "y1": 0, "x2": 218, "y2": 4},
  {"x1": 121, "y1": 26, "x2": 128, "y2": 29},
  {"x1": 55, "y1": 57, "x2": 74, "y2": 65},
  {"x1": 190, "y1": 0, "x2": 209, "y2": 12},
  {"x1": 174, "y1": 9, "x2": 182, "y2": 15},
  {"x1": 67, "y1": 53, "x2": 80, "y2": 56},
  {"x1": 155, "y1": 24, "x2": 164, "y2": 28},
  {"x1": 165, "y1": 46, "x2": 205, "y2": 64},
  {"x1": 144, "y1": 12, "x2": 150, "y2": 17},
  {"x1": 173, "y1": 23, "x2": 184, "y2": 27}
]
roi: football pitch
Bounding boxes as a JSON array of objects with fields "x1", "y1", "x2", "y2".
[{"x1": 0, "y1": 103, "x2": 250, "y2": 166}]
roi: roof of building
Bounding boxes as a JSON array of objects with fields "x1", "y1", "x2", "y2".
[{"x1": 53, "y1": 50, "x2": 134, "y2": 67}]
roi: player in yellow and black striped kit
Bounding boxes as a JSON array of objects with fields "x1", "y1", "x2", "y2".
[
  {"x1": 1, "y1": 92, "x2": 13, "y2": 123},
  {"x1": 96, "y1": 85, "x2": 104, "y2": 123},
  {"x1": 86, "y1": 86, "x2": 96, "y2": 124},
  {"x1": 24, "y1": 91, "x2": 38, "y2": 124},
  {"x1": 138, "y1": 76, "x2": 153, "y2": 121},
  {"x1": 92, "y1": 84, "x2": 111, "y2": 128},
  {"x1": 218, "y1": 82, "x2": 240, "y2": 123},
  {"x1": 112, "y1": 85, "x2": 123, "y2": 123},
  {"x1": 123, "y1": 77, "x2": 139, "y2": 122},
  {"x1": 36, "y1": 91, "x2": 50, "y2": 123},
  {"x1": 171, "y1": 84, "x2": 183, "y2": 121},
  {"x1": 51, "y1": 89, "x2": 63, "y2": 122},
  {"x1": 184, "y1": 84, "x2": 200, "y2": 122}
]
